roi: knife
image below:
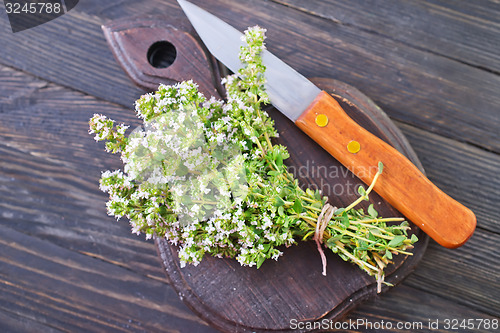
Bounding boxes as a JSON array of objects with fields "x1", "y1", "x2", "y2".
[{"x1": 177, "y1": 0, "x2": 476, "y2": 248}]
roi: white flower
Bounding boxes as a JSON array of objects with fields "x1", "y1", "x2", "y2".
[
  {"x1": 272, "y1": 251, "x2": 283, "y2": 261},
  {"x1": 192, "y1": 204, "x2": 200, "y2": 214},
  {"x1": 262, "y1": 215, "x2": 272, "y2": 229}
]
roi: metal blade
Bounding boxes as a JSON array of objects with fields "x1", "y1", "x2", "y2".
[{"x1": 177, "y1": 0, "x2": 321, "y2": 121}]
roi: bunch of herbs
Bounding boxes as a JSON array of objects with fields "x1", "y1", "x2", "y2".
[{"x1": 89, "y1": 26, "x2": 417, "y2": 291}]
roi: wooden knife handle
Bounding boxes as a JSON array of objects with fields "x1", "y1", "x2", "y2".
[{"x1": 296, "y1": 91, "x2": 476, "y2": 248}]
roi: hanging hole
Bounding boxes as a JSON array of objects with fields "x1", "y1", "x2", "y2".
[{"x1": 147, "y1": 41, "x2": 177, "y2": 69}]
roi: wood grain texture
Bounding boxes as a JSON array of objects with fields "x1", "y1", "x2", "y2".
[
  {"x1": 347, "y1": 284, "x2": 499, "y2": 333},
  {"x1": 397, "y1": 123, "x2": 500, "y2": 315},
  {"x1": 0, "y1": 1, "x2": 499, "y2": 153},
  {"x1": 0, "y1": 9, "x2": 145, "y2": 106},
  {"x1": 296, "y1": 91, "x2": 475, "y2": 248},
  {"x1": 399, "y1": 121, "x2": 500, "y2": 234},
  {"x1": 0, "y1": 0, "x2": 499, "y2": 331},
  {"x1": 0, "y1": 310, "x2": 65, "y2": 333},
  {"x1": 0, "y1": 225, "x2": 216, "y2": 333},
  {"x1": 272, "y1": 0, "x2": 500, "y2": 74},
  {"x1": 0, "y1": 65, "x2": 216, "y2": 332},
  {"x1": 406, "y1": 230, "x2": 500, "y2": 317},
  {"x1": 0, "y1": 67, "x2": 163, "y2": 279}
]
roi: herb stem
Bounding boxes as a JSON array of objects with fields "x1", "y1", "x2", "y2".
[
  {"x1": 304, "y1": 205, "x2": 322, "y2": 212},
  {"x1": 264, "y1": 133, "x2": 273, "y2": 150},
  {"x1": 335, "y1": 241, "x2": 379, "y2": 272},
  {"x1": 191, "y1": 200, "x2": 219, "y2": 205},
  {"x1": 354, "y1": 217, "x2": 406, "y2": 223},
  {"x1": 255, "y1": 138, "x2": 266, "y2": 156},
  {"x1": 300, "y1": 196, "x2": 317, "y2": 203},
  {"x1": 329, "y1": 225, "x2": 375, "y2": 244}
]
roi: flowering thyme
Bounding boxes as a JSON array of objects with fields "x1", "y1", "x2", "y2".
[{"x1": 90, "y1": 26, "x2": 417, "y2": 292}]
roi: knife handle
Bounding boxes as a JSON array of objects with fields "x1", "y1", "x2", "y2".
[{"x1": 296, "y1": 91, "x2": 476, "y2": 248}]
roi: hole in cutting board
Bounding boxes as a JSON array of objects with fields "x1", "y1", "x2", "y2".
[{"x1": 147, "y1": 41, "x2": 177, "y2": 68}]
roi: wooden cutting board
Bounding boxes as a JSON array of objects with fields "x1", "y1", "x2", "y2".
[{"x1": 103, "y1": 16, "x2": 429, "y2": 332}]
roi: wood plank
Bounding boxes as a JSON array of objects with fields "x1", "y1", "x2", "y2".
[
  {"x1": 0, "y1": 142, "x2": 166, "y2": 279},
  {"x1": 404, "y1": 230, "x2": 500, "y2": 317},
  {"x1": 0, "y1": 225, "x2": 493, "y2": 333},
  {"x1": 0, "y1": 310, "x2": 65, "y2": 333},
  {"x1": 0, "y1": 225, "x2": 216, "y2": 332},
  {"x1": 396, "y1": 122, "x2": 500, "y2": 314},
  {"x1": 348, "y1": 284, "x2": 498, "y2": 333},
  {"x1": 398, "y1": 121, "x2": 500, "y2": 234},
  {"x1": 0, "y1": 66, "x2": 141, "y2": 170},
  {"x1": 74, "y1": 0, "x2": 174, "y2": 20},
  {"x1": 0, "y1": 1, "x2": 499, "y2": 154},
  {"x1": 272, "y1": 0, "x2": 500, "y2": 73},
  {"x1": 0, "y1": 66, "x2": 163, "y2": 280},
  {"x1": 0, "y1": 9, "x2": 144, "y2": 106}
]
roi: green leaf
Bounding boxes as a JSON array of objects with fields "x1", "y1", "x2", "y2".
[
  {"x1": 267, "y1": 170, "x2": 280, "y2": 177},
  {"x1": 392, "y1": 228, "x2": 402, "y2": 235},
  {"x1": 378, "y1": 161, "x2": 384, "y2": 174},
  {"x1": 274, "y1": 196, "x2": 285, "y2": 207},
  {"x1": 334, "y1": 208, "x2": 345, "y2": 215},
  {"x1": 368, "y1": 204, "x2": 378, "y2": 218},
  {"x1": 158, "y1": 206, "x2": 169, "y2": 216},
  {"x1": 388, "y1": 235, "x2": 406, "y2": 248},
  {"x1": 302, "y1": 230, "x2": 315, "y2": 241},
  {"x1": 326, "y1": 237, "x2": 336, "y2": 248},
  {"x1": 276, "y1": 153, "x2": 283, "y2": 167},
  {"x1": 292, "y1": 199, "x2": 303, "y2": 214},
  {"x1": 357, "y1": 186, "x2": 366, "y2": 196},
  {"x1": 256, "y1": 255, "x2": 265, "y2": 269},
  {"x1": 341, "y1": 212, "x2": 350, "y2": 228},
  {"x1": 176, "y1": 163, "x2": 189, "y2": 177},
  {"x1": 327, "y1": 234, "x2": 342, "y2": 246},
  {"x1": 410, "y1": 234, "x2": 419, "y2": 243},
  {"x1": 277, "y1": 206, "x2": 285, "y2": 217},
  {"x1": 326, "y1": 238, "x2": 339, "y2": 252},
  {"x1": 357, "y1": 240, "x2": 368, "y2": 251},
  {"x1": 311, "y1": 201, "x2": 323, "y2": 209},
  {"x1": 314, "y1": 190, "x2": 322, "y2": 200},
  {"x1": 153, "y1": 152, "x2": 164, "y2": 162},
  {"x1": 384, "y1": 250, "x2": 393, "y2": 260}
]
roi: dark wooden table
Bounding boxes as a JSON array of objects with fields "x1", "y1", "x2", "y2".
[{"x1": 1, "y1": 1, "x2": 499, "y2": 332}]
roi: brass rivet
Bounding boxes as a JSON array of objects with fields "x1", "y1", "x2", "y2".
[
  {"x1": 347, "y1": 140, "x2": 361, "y2": 154},
  {"x1": 315, "y1": 114, "x2": 328, "y2": 127}
]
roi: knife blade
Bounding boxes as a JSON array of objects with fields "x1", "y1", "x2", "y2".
[{"x1": 177, "y1": 0, "x2": 476, "y2": 248}]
